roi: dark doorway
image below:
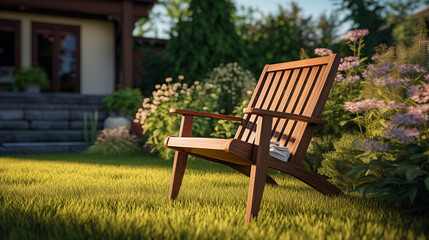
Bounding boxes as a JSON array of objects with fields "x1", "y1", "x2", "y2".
[
  {"x1": 0, "y1": 19, "x2": 20, "y2": 86},
  {"x1": 32, "y1": 22, "x2": 80, "y2": 92}
]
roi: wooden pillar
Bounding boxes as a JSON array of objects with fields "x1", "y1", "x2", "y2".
[{"x1": 121, "y1": 0, "x2": 133, "y2": 88}]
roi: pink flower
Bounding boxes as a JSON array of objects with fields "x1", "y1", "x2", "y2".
[
  {"x1": 398, "y1": 64, "x2": 426, "y2": 73},
  {"x1": 335, "y1": 74, "x2": 361, "y2": 83},
  {"x1": 407, "y1": 84, "x2": 429, "y2": 103},
  {"x1": 338, "y1": 56, "x2": 360, "y2": 71},
  {"x1": 344, "y1": 98, "x2": 386, "y2": 113},
  {"x1": 386, "y1": 101, "x2": 407, "y2": 109},
  {"x1": 371, "y1": 55, "x2": 381, "y2": 61},
  {"x1": 314, "y1": 48, "x2": 333, "y2": 57},
  {"x1": 343, "y1": 29, "x2": 369, "y2": 41},
  {"x1": 363, "y1": 62, "x2": 397, "y2": 78},
  {"x1": 372, "y1": 75, "x2": 410, "y2": 87},
  {"x1": 425, "y1": 74, "x2": 429, "y2": 81}
]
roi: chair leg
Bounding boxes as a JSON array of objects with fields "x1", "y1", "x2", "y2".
[
  {"x1": 168, "y1": 151, "x2": 188, "y2": 200},
  {"x1": 245, "y1": 162, "x2": 269, "y2": 223},
  {"x1": 168, "y1": 114, "x2": 193, "y2": 200},
  {"x1": 245, "y1": 115, "x2": 272, "y2": 223}
]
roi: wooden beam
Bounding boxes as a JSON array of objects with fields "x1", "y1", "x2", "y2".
[
  {"x1": 121, "y1": 0, "x2": 133, "y2": 88},
  {"x1": 0, "y1": 0, "x2": 153, "y2": 19}
]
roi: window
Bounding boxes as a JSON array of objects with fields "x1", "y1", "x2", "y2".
[
  {"x1": 0, "y1": 19, "x2": 20, "y2": 84},
  {"x1": 32, "y1": 22, "x2": 80, "y2": 92}
]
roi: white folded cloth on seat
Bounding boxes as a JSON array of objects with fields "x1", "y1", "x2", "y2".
[{"x1": 269, "y1": 141, "x2": 290, "y2": 162}]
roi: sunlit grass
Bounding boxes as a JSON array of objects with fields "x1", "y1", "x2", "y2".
[{"x1": 0, "y1": 153, "x2": 428, "y2": 239}]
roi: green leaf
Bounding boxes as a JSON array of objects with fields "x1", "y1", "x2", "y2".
[
  {"x1": 409, "y1": 187, "x2": 418, "y2": 203},
  {"x1": 406, "y1": 169, "x2": 422, "y2": 182},
  {"x1": 346, "y1": 165, "x2": 370, "y2": 178},
  {"x1": 424, "y1": 177, "x2": 429, "y2": 190},
  {"x1": 339, "y1": 120, "x2": 349, "y2": 126},
  {"x1": 379, "y1": 177, "x2": 403, "y2": 187}
]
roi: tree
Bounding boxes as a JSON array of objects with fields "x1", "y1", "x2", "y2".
[
  {"x1": 165, "y1": 0, "x2": 248, "y2": 83},
  {"x1": 339, "y1": 0, "x2": 390, "y2": 56},
  {"x1": 238, "y1": 3, "x2": 313, "y2": 75},
  {"x1": 386, "y1": 0, "x2": 427, "y2": 45}
]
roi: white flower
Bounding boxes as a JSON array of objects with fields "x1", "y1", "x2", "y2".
[{"x1": 165, "y1": 77, "x2": 173, "y2": 83}]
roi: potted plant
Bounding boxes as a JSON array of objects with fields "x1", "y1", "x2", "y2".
[
  {"x1": 13, "y1": 67, "x2": 49, "y2": 93},
  {"x1": 103, "y1": 88, "x2": 143, "y2": 129}
]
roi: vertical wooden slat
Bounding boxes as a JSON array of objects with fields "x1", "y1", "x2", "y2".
[
  {"x1": 235, "y1": 65, "x2": 269, "y2": 140},
  {"x1": 284, "y1": 66, "x2": 322, "y2": 150},
  {"x1": 246, "y1": 71, "x2": 284, "y2": 144},
  {"x1": 241, "y1": 71, "x2": 276, "y2": 142},
  {"x1": 277, "y1": 67, "x2": 311, "y2": 146},
  {"x1": 290, "y1": 55, "x2": 340, "y2": 164},
  {"x1": 270, "y1": 69, "x2": 301, "y2": 141},
  {"x1": 272, "y1": 67, "x2": 308, "y2": 146}
]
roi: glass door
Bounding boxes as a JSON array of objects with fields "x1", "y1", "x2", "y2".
[{"x1": 32, "y1": 22, "x2": 80, "y2": 92}]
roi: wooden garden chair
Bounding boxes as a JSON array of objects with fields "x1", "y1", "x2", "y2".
[{"x1": 164, "y1": 55, "x2": 341, "y2": 223}]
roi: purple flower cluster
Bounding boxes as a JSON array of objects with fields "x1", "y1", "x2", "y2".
[
  {"x1": 384, "y1": 126, "x2": 420, "y2": 144},
  {"x1": 338, "y1": 56, "x2": 360, "y2": 71},
  {"x1": 372, "y1": 75, "x2": 410, "y2": 87},
  {"x1": 335, "y1": 74, "x2": 361, "y2": 83},
  {"x1": 398, "y1": 64, "x2": 426, "y2": 73},
  {"x1": 363, "y1": 62, "x2": 397, "y2": 78},
  {"x1": 314, "y1": 48, "x2": 333, "y2": 57},
  {"x1": 344, "y1": 98, "x2": 386, "y2": 113},
  {"x1": 355, "y1": 139, "x2": 389, "y2": 152},
  {"x1": 384, "y1": 104, "x2": 429, "y2": 143},
  {"x1": 407, "y1": 84, "x2": 429, "y2": 103},
  {"x1": 390, "y1": 105, "x2": 429, "y2": 126},
  {"x1": 343, "y1": 29, "x2": 369, "y2": 41}
]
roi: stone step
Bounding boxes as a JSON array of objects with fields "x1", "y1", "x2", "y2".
[
  {"x1": 0, "y1": 110, "x2": 107, "y2": 121},
  {"x1": 0, "y1": 142, "x2": 91, "y2": 154},
  {"x1": 0, "y1": 120, "x2": 104, "y2": 130},
  {"x1": 0, "y1": 92, "x2": 104, "y2": 105},
  {"x1": 0, "y1": 130, "x2": 86, "y2": 142}
]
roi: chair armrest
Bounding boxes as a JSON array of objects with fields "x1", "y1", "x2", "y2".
[
  {"x1": 170, "y1": 109, "x2": 243, "y2": 122},
  {"x1": 243, "y1": 107, "x2": 328, "y2": 125}
]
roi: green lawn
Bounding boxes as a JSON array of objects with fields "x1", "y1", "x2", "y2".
[{"x1": 0, "y1": 153, "x2": 428, "y2": 239}]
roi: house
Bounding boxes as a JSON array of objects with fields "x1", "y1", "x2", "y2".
[{"x1": 0, "y1": 0, "x2": 157, "y2": 95}]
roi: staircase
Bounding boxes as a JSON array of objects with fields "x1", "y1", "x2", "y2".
[{"x1": 0, "y1": 92, "x2": 107, "y2": 154}]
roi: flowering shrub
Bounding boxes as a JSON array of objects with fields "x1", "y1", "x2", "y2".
[
  {"x1": 204, "y1": 62, "x2": 255, "y2": 115},
  {"x1": 315, "y1": 29, "x2": 368, "y2": 136},
  {"x1": 317, "y1": 21, "x2": 429, "y2": 209},
  {"x1": 84, "y1": 127, "x2": 141, "y2": 155},
  {"x1": 135, "y1": 76, "x2": 219, "y2": 160}
]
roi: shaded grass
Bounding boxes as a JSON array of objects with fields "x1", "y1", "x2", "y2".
[{"x1": 0, "y1": 153, "x2": 428, "y2": 239}]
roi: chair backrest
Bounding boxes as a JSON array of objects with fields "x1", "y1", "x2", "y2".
[{"x1": 234, "y1": 55, "x2": 340, "y2": 164}]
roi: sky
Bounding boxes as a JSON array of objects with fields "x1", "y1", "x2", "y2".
[
  {"x1": 137, "y1": 0, "x2": 427, "y2": 39},
  {"x1": 138, "y1": 0, "x2": 347, "y2": 39},
  {"x1": 235, "y1": 0, "x2": 340, "y2": 19}
]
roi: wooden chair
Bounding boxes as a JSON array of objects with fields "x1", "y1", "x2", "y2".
[{"x1": 164, "y1": 55, "x2": 341, "y2": 223}]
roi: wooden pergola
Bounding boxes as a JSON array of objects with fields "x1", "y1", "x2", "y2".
[{"x1": 0, "y1": 0, "x2": 156, "y2": 88}]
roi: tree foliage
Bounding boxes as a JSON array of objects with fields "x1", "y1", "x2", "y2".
[
  {"x1": 165, "y1": 0, "x2": 248, "y2": 83},
  {"x1": 339, "y1": 0, "x2": 390, "y2": 56}
]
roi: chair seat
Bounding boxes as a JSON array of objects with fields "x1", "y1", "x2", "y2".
[{"x1": 164, "y1": 137, "x2": 254, "y2": 165}]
